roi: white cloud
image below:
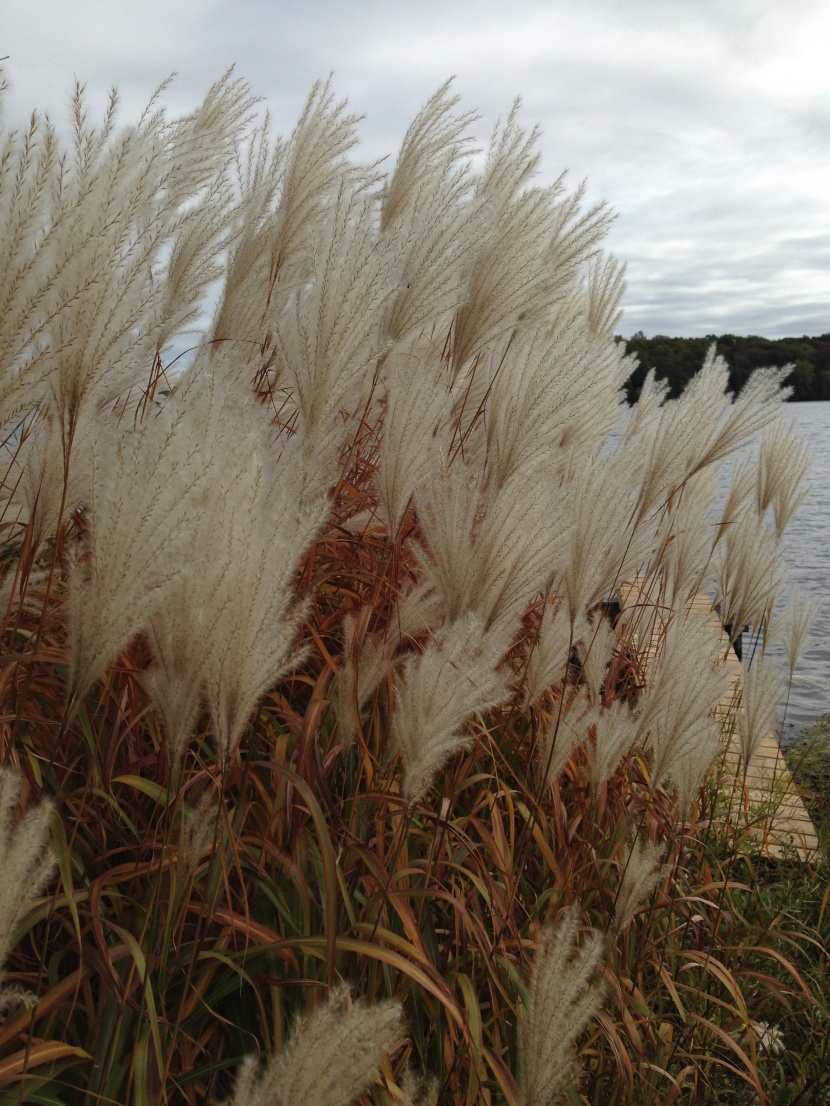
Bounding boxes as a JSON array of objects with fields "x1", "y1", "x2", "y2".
[{"x1": 3, "y1": 0, "x2": 828, "y2": 338}]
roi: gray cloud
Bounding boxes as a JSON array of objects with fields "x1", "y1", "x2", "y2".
[{"x1": 3, "y1": 0, "x2": 828, "y2": 338}]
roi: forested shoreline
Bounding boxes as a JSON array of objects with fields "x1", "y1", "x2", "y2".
[{"x1": 619, "y1": 332, "x2": 830, "y2": 402}]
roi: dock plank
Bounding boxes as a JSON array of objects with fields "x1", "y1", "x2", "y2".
[{"x1": 618, "y1": 577, "x2": 818, "y2": 861}]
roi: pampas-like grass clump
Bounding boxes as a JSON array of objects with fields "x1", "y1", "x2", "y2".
[{"x1": 0, "y1": 68, "x2": 816, "y2": 1106}]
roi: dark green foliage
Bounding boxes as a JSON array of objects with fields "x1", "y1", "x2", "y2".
[{"x1": 618, "y1": 333, "x2": 830, "y2": 403}]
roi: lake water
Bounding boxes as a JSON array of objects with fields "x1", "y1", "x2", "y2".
[{"x1": 751, "y1": 402, "x2": 830, "y2": 746}]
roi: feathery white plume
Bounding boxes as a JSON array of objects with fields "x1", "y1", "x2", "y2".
[
  {"x1": 613, "y1": 837, "x2": 667, "y2": 932},
  {"x1": 381, "y1": 83, "x2": 477, "y2": 342},
  {"x1": 390, "y1": 612, "x2": 509, "y2": 804},
  {"x1": 272, "y1": 180, "x2": 396, "y2": 479},
  {"x1": 143, "y1": 352, "x2": 330, "y2": 770},
  {"x1": 201, "y1": 448, "x2": 328, "y2": 765},
  {"x1": 398, "y1": 1069, "x2": 440, "y2": 1106},
  {"x1": 712, "y1": 506, "x2": 785, "y2": 643},
  {"x1": 560, "y1": 453, "x2": 639, "y2": 627},
  {"x1": 0, "y1": 767, "x2": 56, "y2": 1010},
  {"x1": 467, "y1": 472, "x2": 567, "y2": 642},
  {"x1": 587, "y1": 701, "x2": 639, "y2": 789},
  {"x1": 716, "y1": 454, "x2": 756, "y2": 545},
  {"x1": 736, "y1": 657, "x2": 785, "y2": 773},
  {"x1": 214, "y1": 79, "x2": 364, "y2": 346},
  {"x1": 669, "y1": 717, "x2": 725, "y2": 825},
  {"x1": 452, "y1": 103, "x2": 553, "y2": 371},
  {"x1": 632, "y1": 347, "x2": 789, "y2": 524},
  {"x1": 175, "y1": 790, "x2": 220, "y2": 905},
  {"x1": 525, "y1": 601, "x2": 574, "y2": 706},
  {"x1": 519, "y1": 908, "x2": 604, "y2": 1106},
  {"x1": 227, "y1": 985, "x2": 402, "y2": 1106},
  {"x1": 415, "y1": 452, "x2": 483, "y2": 623},
  {"x1": 382, "y1": 80, "x2": 476, "y2": 232},
  {"x1": 756, "y1": 417, "x2": 810, "y2": 538},
  {"x1": 377, "y1": 345, "x2": 449, "y2": 535},
  {"x1": 66, "y1": 406, "x2": 203, "y2": 711},
  {"x1": 1, "y1": 407, "x2": 104, "y2": 560},
  {"x1": 536, "y1": 698, "x2": 589, "y2": 790},
  {"x1": 652, "y1": 468, "x2": 719, "y2": 609},
  {"x1": 635, "y1": 612, "x2": 729, "y2": 790},
  {"x1": 781, "y1": 588, "x2": 820, "y2": 676}
]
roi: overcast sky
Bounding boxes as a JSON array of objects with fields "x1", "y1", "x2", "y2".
[{"x1": 3, "y1": 0, "x2": 828, "y2": 338}]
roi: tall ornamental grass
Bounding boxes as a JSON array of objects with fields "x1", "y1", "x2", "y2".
[{"x1": 0, "y1": 69, "x2": 827, "y2": 1105}]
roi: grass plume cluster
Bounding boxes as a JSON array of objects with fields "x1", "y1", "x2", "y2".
[{"x1": 0, "y1": 68, "x2": 828, "y2": 1105}]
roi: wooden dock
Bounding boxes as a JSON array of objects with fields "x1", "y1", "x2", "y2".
[{"x1": 618, "y1": 577, "x2": 818, "y2": 862}]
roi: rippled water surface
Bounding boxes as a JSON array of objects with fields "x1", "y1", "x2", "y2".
[{"x1": 771, "y1": 403, "x2": 830, "y2": 740}]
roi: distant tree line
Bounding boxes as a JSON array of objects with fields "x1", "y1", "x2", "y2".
[{"x1": 618, "y1": 333, "x2": 830, "y2": 403}]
